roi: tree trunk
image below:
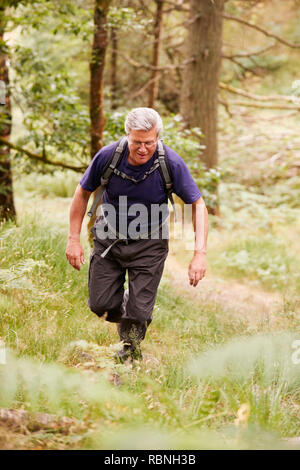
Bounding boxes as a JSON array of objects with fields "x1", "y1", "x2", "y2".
[
  {"x1": 180, "y1": 0, "x2": 224, "y2": 170},
  {"x1": 148, "y1": 0, "x2": 164, "y2": 108},
  {"x1": 110, "y1": 26, "x2": 118, "y2": 110},
  {"x1": 89, "y1": 0, "x2": 110, "y2": 158},
  {"x1": 88, "y1": 1, "x2": 111, "y2": 242},
  {"x1": 0, "y1": 7, "x2": 16, "y2": 222}
]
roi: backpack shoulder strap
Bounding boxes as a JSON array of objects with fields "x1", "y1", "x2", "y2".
[
  {"x1": 87, "y1": 136, "x2": 127, "y2": 218},
  {"x1": 157, "y1": 139, "x2": 177, "y2": 221},
  {"x1": 157, "y1": 139, "x2": 172, "y2": 191},
  {"x1": 101, "y1": 136, "x2": 127, "y2": 183}
]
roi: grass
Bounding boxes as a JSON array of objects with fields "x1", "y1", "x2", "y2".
[
  {"x1": 0, "y1": 191, "x2": 299, "y2": 449},
  {"x1": 13, "y1": 170, "x2": 80, "y2": 199}
]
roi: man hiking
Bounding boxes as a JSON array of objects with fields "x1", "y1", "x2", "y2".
[{"x1": 66, "y1": 107, "x2": 208, "y2": 362}]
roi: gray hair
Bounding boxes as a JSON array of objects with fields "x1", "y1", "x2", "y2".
[{"x1": 125, "y1": 107, "x2": 163, "y2": 136}]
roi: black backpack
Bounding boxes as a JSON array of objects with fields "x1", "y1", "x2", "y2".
[{"x1": 87, "y1": 137, "x2": 176, "y2": 219}]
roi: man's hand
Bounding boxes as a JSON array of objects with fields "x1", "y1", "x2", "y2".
[
  {"x1": 66, "y1": 185, "x2": 91, "y2": 271},
  {"x1": 188, "y1": 253, "x2": 206, "y2": 287},
  {"x1": 65, "y1": 239, "x2": 85, "y2": 271}
]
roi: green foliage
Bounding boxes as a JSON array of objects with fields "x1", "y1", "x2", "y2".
[
  {"x1": 2, "y1": 347, "x2": 297, "y2": 449},
  {"x1": 0, "y1": 349, "x2": 132, "y2": 418},
  {"x1": 2, "y1": 0, "x2": 93, "y2": 176},
  {"x1": 12, "y1": 43, "x2": 90, "y2": 163},
  {"x1": 0, "y1": 38, "x2": 9, "y2": 55},
  {"x1": 289, "y1": 79, "x2": 300, "y2": 97},
  {"x1": 205, "y1": 183, "x2": 300, "y2": 292},
  {"x1": 103, "y1": 110, "x2": 127, "y2": 144},
  {"x1": 163, "y1": 116, "x2": 222, "y2": 211},
  {"x1": 189, "y1": 332, "x2": 300, "y2": 435},
  {"x1": 0, "y1": 108, "x2": 11, "y2": 134},
  {"x1": 250, "y1": 54, "x2": 287, "y2": 72},
  {"x1": 14, "y1": 170, "x2": 79, "y2": 197},
  {"x1": 218, "y1": 245, "x2": 291, "y2": 290},
  {"x1": 107, "y1": 6, "x2": 154, "y2": 33},
  {"x1": 1, "y1": 0, "x2": 32, "y2": 12},
  {"x1": 0, "y1": 213, "x2": 92, "y2": 360},
  {"x1": 263, "y1": 178, "x2": 300, "y2": 209},
  {"x1": 10, "y1": 0, "x2": 92, "y2": 39},
  {"x1": 190, "y1": 332, "x2": 300, "y2": 389},
  {"x1": 0, "y1": 258, "x2": 47, "y2": 292}
]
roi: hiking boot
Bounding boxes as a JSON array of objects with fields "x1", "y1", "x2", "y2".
[
  {"x1": 115, "y1": 343, "x2": 133, "y2": 363},
  {"x1": 115, "y1": 343, "x2": 143, "y2": 363},
  {"x1": 130, "y1": 344, "x2": 143, "y2": 361},
  {"x1": 115, "y1": 318, "x2": 146, "y2": 363}
]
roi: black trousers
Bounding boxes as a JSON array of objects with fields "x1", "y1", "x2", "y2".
[{"x1": 88, "y1": 229, "x2": 169, "y2": 325}]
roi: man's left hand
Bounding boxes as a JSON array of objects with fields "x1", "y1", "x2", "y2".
[{"x1": 188, "y1": 253, "x2": 206, "y2": 287}]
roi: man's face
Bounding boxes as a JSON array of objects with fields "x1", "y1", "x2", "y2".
[{"x1": 127, "y1": 127, "x2": 158, "y2": 166}]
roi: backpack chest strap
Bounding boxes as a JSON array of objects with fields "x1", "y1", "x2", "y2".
[{"x1": 112, "y1": 159, "x2": 160, "y2": 184}]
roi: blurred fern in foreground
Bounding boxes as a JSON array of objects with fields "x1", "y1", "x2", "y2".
[
  {"x1": 0, "y1": 349, "x2": 133, "y2": 419},
  {"x1": 190, "y1": 332, "x2": 300, "y2": 389}
]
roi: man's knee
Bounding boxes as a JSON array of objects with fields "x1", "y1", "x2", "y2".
[
  {"x1": 88, "y1": 293, "x2": 122, "y2": 320},
  {"x1": 88, "y1": 296, "x2": 108, "y2": 317}
]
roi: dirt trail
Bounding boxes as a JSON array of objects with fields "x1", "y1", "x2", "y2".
[{"x1": 164, "y1": 251, "x2": 284, "y2": 328}]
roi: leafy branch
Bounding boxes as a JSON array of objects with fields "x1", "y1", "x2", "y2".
[
  {"x1": 223, "y1": 14, "x2": 300, "y2": 49},
  {"x1": 220, "y1": 82, "x2": 300, "y2": 104},
  {"x1": 0, "y1": 137, "x2": 86, "y2": 172}
]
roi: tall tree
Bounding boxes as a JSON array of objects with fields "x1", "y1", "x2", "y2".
[
  {"x1": 180, "y1": 0, "x2": 224, "y2": 169},
  {"x1": 110, "y1": 26, "x2": 118, "y2": 110},
  {"x1": 0, "y1": 4, "x2": 16, "y2": 222},
  {"x1": 88, "y1": 0, "x2": 111, "y2": 238},
  {"x1": 148, "y1": 0, "x2": 164, "y2": 108},
  {"x1": 90, "y1": 0, "x2": 111, "y2": 158}
]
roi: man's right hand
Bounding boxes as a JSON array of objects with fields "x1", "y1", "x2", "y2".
[{"x1": 65, "y1": 239, "x2": 85, "y2": 271}]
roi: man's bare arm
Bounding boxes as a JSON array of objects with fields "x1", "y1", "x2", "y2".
[
  {"x1": 188, "y1": 197, "x2": 208, "y2": 287},
  {"x1": 66, "y1": 184, "x2": 92, "y2": 271}
]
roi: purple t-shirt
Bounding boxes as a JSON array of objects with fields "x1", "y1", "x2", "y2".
[{"x1": 80, "y1": 140, "x2": 201, "y2": 237}]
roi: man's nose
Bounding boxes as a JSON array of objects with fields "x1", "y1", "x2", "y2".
[{"x1": 138, "y1": 142, "x2": 147, "y2": 150}]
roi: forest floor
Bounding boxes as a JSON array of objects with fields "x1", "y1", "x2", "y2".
[
  {"x1": 1, "y1": 108, "x2": 300, "y2": 449},
  {"x1": 0, "y1": 186, "x2": 299, "y2": 450},
  {"x1": 165, "y1": 248, "x2": 283, "y2": 329}
]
